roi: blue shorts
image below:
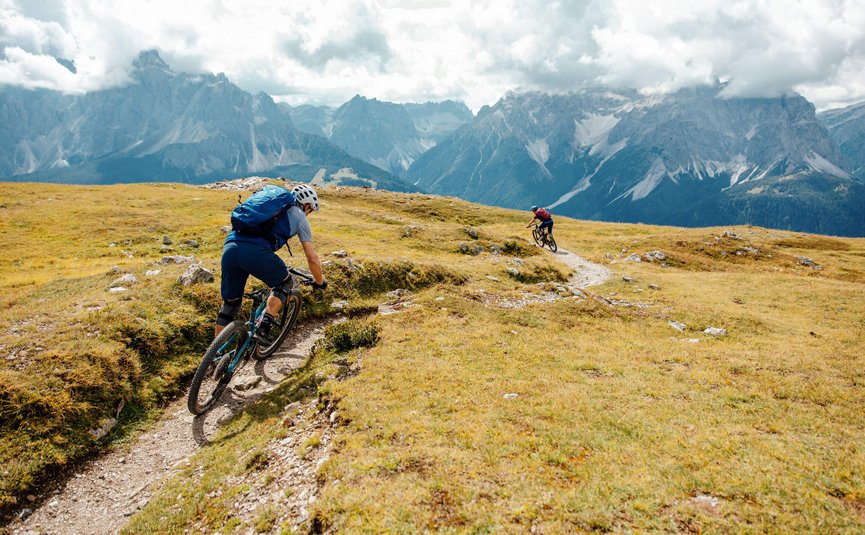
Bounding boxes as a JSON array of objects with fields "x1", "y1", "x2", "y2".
[
  {"x1": 220, "y1": 241, "x2": 289, "y2": 301},
  {"x1": 539, "y1": 219, "x2": 554, "y2": 232}
]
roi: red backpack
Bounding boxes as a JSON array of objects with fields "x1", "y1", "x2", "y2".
[{"x1": 535, "y1": 208, "x2": 552, "y2": 221}]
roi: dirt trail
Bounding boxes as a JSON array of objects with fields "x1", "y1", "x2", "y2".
[
  {"x1": 9, "y1": 320, "x2": 330, "y2": 535},
  {"x1": 553, "y1": 247, "x2": 613, "y2": 288},
  {"x1": 8, "y1": 248, "x2": 610, "y2": 534}
]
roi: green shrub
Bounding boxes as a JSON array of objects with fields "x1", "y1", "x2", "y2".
[
  {"x1": 328, "y1": 260, "x2": 466, "y2": 297},
  {"x1": 319, "y1": 318, "x2": 381, "y2": 353},
  {"x1": 502, "y1": 238, "x2": 539, "y2": 257},
  {"x1": 506, "y1": 258, "x2": 570, "y2": 284}
]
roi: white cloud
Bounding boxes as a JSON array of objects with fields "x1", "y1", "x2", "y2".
[{"x1": 1, "y1": 0, "x2": 864, "y2": 111}]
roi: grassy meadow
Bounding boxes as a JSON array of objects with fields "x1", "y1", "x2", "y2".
[{"x1": 2, "y1": 182, "x2": 864, "y2": 532}]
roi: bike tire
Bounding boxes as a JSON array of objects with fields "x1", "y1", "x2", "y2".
[
  {"x1": 253, "y1": 293, "x2": 302, "y2": 360},
  {"x1": 547, "y1": 235, "x2": 557, "y2": 252},
  {"x1": 532, "y1": 228, "x2": 542, "y2": 246},
  {"x1": 187, "y1": 320, "x2": 247, "y2": 415}
]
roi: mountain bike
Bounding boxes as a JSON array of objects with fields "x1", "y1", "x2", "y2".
[
  {"x1": 187, "y1": 267, "x2": 313, "y2": 415},
  {"x1": 530, "y1": 223, "x2": 557, "y2": 252}
]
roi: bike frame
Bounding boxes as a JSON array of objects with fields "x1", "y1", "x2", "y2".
[
  {"x1": 216, "y1": 267, "x2": 310, "y2": 377},
  {"x1": 214, "y1": 292, "x2": 267, "y2": 378}
]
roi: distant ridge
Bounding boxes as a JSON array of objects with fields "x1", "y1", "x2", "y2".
[
  {"x1": 0, "y1": 50, "x2": 416, "y2": 193},
  {"x1": 285, "y1": 96, "x2": 473, "y2": 178},
  {"x1": 405, "y1": 87, "x2": 865, "y2": 237}
]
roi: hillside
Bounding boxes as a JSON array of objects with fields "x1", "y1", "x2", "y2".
[{"x1": 2, "y1": 182, "x2": 865, "y2": 533}]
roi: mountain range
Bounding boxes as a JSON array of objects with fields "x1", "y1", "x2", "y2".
[
  {"x1": 2, "y1": 50, "x2": 864, "y2": 236},
  {"x1": 819, "y1": 101, "x2": 865, "y2": 181},
  {"x1": 0, "y1": 51, "x2": 414, "y2": 192},
  {"x1": 285, "y1": 96, "x2": 472, "y2": 178},
  {"x1": 406, "y1": 87, "x2": 865, "y2": 237}
]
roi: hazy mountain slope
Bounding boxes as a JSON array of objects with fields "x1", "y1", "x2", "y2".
[
  {"x1": 0, "y1": 51, "x2": 415, "y2": 192},
  {"x1": 287, "y1": 97, "x2": 473, "y2": 177},
  {"x1": 819, "y1": 100, "x2": 865, "y2": 179},
  {"x1": 406, "y1": 86, "x2": 865, "y2": 236},
  {"x1": 282, "y1": 104, "x2": 333, "y2": 138}
]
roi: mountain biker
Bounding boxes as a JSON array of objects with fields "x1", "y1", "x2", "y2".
[
  {"x1": 216, "y1": 183, "x2": 327, "y2": 343},
  {"x1": 527, "y1": 205, "x2": 554, "y2": 239}
]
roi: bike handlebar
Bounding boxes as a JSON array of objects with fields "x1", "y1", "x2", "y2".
[
  {"x1": 287, "y1": 267, "x2": 314, "y2": 284},
  {"x1": 243, "y1": 268, "x2": 315, "y2": 299}
]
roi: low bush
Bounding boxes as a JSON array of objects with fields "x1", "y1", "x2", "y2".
[{"x1": 318, "y1": 318, "x2": 381, "y2": 354}]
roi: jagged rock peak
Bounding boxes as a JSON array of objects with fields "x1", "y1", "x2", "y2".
[
  {"x1": 132, "y1": 49, "x2": 171, "y2": 72},
  {"x1": 348, "y1": 94, "x2": 375, "y2": 104}
]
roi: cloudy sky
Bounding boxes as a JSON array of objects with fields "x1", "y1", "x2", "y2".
[{"x1": 1, "y1": 0, "x2": 864, "y2": 112}]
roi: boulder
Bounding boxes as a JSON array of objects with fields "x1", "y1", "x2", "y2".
[
  {"x1": 178, "y1": 264, "x2": 214, "y2": 286},
  {"x1": 330, "y1": 300, "x2": 349, "y2": 311},
  {"x1": 110, "y1": 274, "x2": 138, "y2": 288},
  {"x1": 704, "y1": 326, "x2": 728, "y2": 337},
  {"x1": 234, "y1": 376, "x2": 261, "y2": 391},
  {"x1": 643, "y1": 251, "x2": 667, "y2": 261},
  {"x1": 160, "y1": 255, "x2": 195, "y2": 264},
  {"x1": 796, "y1": 256, "x2": 822, "y2": 269}
]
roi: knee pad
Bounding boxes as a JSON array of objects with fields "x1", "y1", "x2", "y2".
[
  {"x1": 217, "y1": 298, "x2": 242, "y2": 327},
  {"x1": 271, "y1": 276, "x2": 293, "y2": 305}
]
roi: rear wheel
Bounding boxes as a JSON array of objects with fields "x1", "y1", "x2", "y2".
[
  {"x1": 253, "y1": 293, "x2": 302, "y2": 360},
  {"x1": 547, "y1": 234, "x2": 557, "y2": 252},
  {"x1": 188, "y1": 321, "x2": 246, "y2": 415}
]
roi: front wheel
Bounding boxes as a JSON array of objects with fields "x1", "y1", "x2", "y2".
[
  {"x1": 188, "y1": 321, "x2": 247, "y2": 415},
  {"x1": 532, "y1": 228, "x2": 542, "y2": 247},
  {"x1": 547, "y1": 234, "x2": 557, "y2": 252},
  {"x1": 253, "y1": 293, "x2": 302, "y2": 360}
]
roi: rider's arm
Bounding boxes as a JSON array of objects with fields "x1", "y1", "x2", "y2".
[
  {"x1": 527, "y1": 216, "x2": 537, "y2": 227},
  {"x1": 301, "y1": 240, "x2": 324, "y2": 285}
]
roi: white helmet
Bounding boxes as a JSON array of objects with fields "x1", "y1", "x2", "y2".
[{"x1": 291, "y1": 183, "x2": 319, "y2": 212}]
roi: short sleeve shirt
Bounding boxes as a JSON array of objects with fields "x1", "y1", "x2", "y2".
[{"x1": 225, "y1": 205, "x2": 312, "y2": 251}]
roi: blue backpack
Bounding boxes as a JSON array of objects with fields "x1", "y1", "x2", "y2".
[{"x1": 230, "y1": 185, "x2": 296, "y2": 238}]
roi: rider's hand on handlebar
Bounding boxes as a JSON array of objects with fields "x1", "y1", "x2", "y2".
[{"x1": 311, "y1": 279, "x2": 328, "y2": 291}]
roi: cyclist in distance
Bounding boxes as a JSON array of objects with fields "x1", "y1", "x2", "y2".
[
  {"x1": 216, "y1": 183, "x2": 327, "y2": 344},
  {"x1": 527, "y1": 205, "x2": 554, "y2": 239}
]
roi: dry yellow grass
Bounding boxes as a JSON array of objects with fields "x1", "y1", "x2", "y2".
[{"x1": 2, "y1": 182, "x2": 864, "y2": 532}]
